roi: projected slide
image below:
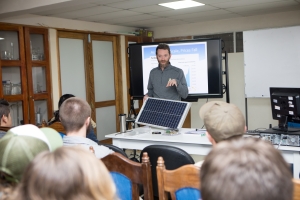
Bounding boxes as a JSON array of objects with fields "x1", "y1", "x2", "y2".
[{"x1": 142, "y1": 42, "x2": 208, "y2": 95}]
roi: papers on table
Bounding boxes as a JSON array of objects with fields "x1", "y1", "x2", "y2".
[{"x1": 185, "y1": 129, "x2": 206, "y2": 135}]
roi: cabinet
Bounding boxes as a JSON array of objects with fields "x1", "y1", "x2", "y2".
[{"x1": 0, "y1": 23, "x2": 53, "y2": 126}]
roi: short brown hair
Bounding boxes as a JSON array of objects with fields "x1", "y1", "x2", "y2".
[
  {"x1": 156, "y1": 43, "x2": 171, "y2": 55},
  {"x1": 200, "y1": 137, "x2": 293, "y2": 200},
  {"x1": 0, "y1": 99, "x2": 10, "y2": 118},
  {"x1": 59, "y1": 97, "x2": 91, "y2": 132},
  {"x1": 14, "y1": 146, "x2": 117, "y2": 200}
]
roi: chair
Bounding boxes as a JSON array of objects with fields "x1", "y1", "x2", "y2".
[
  {"x1": 157, "y1": 156, "x2": 200, "y2": 200},
  {"x1": 101, "y1": 143, "x2": 128, "y2": 158},
  {"x1": 101, "y1": 152, "x2": 153, "y2": 200},
  {"x1": 41, "y1": 120, "x2": 66, "y2": 134},
  {"x1": 140, "y1": 145, "x2": 195, "y2": 199},
  {"x1": 294, "y1": 179, "x2": 300, "y2": 200}
]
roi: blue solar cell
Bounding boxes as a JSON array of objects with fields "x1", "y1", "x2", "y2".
[{"x1": 136, "y1": 98, "x2": 190, "y2": 129}]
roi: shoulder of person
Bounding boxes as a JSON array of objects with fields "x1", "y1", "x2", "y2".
[
  {"x1": 150, "y1": 67, "x2": 160, "y2": 73},
  {"x1": 170, "y1": 65, "x2": 183, "y2": 73}
]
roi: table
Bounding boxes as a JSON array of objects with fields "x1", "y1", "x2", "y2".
[{"x1": 105, "y1": 127, "x2": 300, "y2": 178}]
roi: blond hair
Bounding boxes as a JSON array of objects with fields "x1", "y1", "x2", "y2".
[
  {"x1": 14, "y1": 146, "x2": 116, "y2": 200},
  {"x1": 200, "y1": 137, "x2": 293, "y2": 200}
]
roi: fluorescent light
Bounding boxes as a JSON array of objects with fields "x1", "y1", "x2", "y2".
[
  {"x1": 0, "y1": 37, "x2": 4, "y2": 40},
  {"x1": 159, "y1": 0, "x2": 205, "y2": 10}
]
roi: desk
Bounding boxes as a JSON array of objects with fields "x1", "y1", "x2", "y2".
[{"x1": 105, "y1": 128, "x2": 300, "y2": 179}]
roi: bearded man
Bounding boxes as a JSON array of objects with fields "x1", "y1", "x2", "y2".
[{"x1": 143, "y1": 43, "x2": 188, "y2": 101}]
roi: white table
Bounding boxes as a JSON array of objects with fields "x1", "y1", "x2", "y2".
[{"x1": 105, "y1": 127, "x2": 300, "y2": 178}]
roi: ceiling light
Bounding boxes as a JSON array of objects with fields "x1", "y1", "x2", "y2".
[
  {"x1": 159, "y1": 0, "x2": 205, "y2": 10},
  {"x1": 0, "y1": 37, "x2": 4, "y2": 40}
]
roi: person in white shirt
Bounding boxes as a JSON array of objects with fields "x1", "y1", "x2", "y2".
[
  {"x1": 195, "y1": 101, "x2": 246, "y2": 167},
  {"x1": 60, "y1": 97, "x2": 113, "y2": 158}
]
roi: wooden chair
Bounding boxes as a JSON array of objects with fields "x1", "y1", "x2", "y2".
[
  {"x1": 294, "y1": 179, "x2": 300, "y2": 200},
  {"x1": 157, "y1": 156, "x2": 201, "y2": 200},
  {"x1": 141, "y1": 145, "x2": 195, "y2": 198},
  {"x1": 101, "y1": 152, "x2": 153, "y2": 200},
  {"x1": 41, "y1": 120, "x2": 66, "y2": 134}
]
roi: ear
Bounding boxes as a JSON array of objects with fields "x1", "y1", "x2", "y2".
[
  {"x1": 84, "y1": 117, "x2": 91, "y2": 127},
  {"x1": 0, "y1": 115, "x2": 5, "y2": 124},
  {"x1": 2, "y1": 115, "x2": 8, "y2": 123},
  {"x1": 244, "y1": 126, "x2": 247, "y2": 133},
  {"x1": 206, "y1": 131, "x2": 217, "y2": 146}
]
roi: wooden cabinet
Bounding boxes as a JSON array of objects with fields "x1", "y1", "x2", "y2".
[{"x1": 0, "y1": 23, "x2": 52, "y2": 126}]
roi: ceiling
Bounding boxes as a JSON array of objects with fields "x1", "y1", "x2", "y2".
[{"x1": 31, "y1": 0, "x2": 300, "y2": 29}]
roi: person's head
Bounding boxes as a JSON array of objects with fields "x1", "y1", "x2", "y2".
[
  {"x1": 15, "y1": 146, "x2": 116, "y2": 200},
  {"x1": 199, "y1": 101, "x2": 246, "y2": 145},
  {"x1": 156, "y1": 43, "x2": 171, "y2": 69},
  {"x1": 0, "y1": 125, "x2": 63, "y2": 183},
  {"x1": 0, "y1": 99, "x2": 12, "y2": 127},
  {"x1": 200, "y1": 137, "x2": 293, "y2": 200},
  {"x1": 59, "y1": 97, "x2": 91, "y2": 133},
  {"x1": 58, "y1": 94, "x2": 75, "y2": 109}
]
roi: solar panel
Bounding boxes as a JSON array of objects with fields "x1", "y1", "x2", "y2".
[{"x1": 135, "y1": 97, "x2": 191, "y2": 129}]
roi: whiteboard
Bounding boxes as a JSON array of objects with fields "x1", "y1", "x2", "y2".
[{"x1": 244, "y1": 26, "x2": 300, "y2": 98}]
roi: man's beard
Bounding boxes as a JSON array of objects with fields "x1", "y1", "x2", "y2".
[{"x1": 159, "y1": 60, "x2": 169, "y2": 68}]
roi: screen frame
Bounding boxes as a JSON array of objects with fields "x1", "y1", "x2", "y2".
[{"x1": 128, "y1": 38, "x2": 223, "y2": 101}]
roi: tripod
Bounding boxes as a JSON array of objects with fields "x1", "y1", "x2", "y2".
[
  {"x1": 126, "y1": 97, "x2": 140, "y2": 162},
  {"x1": 126, "y1": 97, "x2": 137, "y2": 130}
]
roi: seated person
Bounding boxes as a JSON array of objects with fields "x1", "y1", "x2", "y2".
[
  {"x1": 195, "y1": 101, "x2": 246, "y2": 167},
  {"x1": 48, "y1": 94, "x2": 98, "y2": 143},
  {"x1": 13, "y1": 146, "x2": 117, "y2": 200},
  {"x1": 0, "y1": 99, "x2": 12, "y2": 138},
  {"x1": 200, "y1": 137, "x2": 293, "y2": 200},
  {"x1": 60, "y1": 97, "x2": 113, "y2": 159},
  {"x1": 0, "y1": 125, "x2": 63, "y2": 199}
]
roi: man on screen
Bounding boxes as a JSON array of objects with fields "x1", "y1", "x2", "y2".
[{"x1": 143, "y1": 43, "x2": 188, "y2": 101}]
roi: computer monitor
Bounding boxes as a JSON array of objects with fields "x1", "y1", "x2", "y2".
[{"x1": 270, "y1": 87, "x2": 300, "y2": 132}]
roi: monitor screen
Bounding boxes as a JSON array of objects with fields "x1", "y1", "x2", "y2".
[
  {"x1": 128, "y1": 38, "x2": 223, "y2": 101},
  {"x1": 270, "y1": 87, "x2": 300, "y2": 132}
]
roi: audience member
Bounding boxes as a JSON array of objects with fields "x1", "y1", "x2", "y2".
[
  {"x1": 0, "y1": 99, "x2": 12, "y2": 138},
  {"x1": 48, "y1": 94, "x2": 98, "y2": 143},
  {"x1": 200, "y1": 137, "x2": 293, "y2": 200},
  {"x1": 60, "y1": 97, "x2": 113, "y2": 158},
  {"x1": 13, "y1": 146, "x2": 117, "y2": 200},
  {"x1": 0, "y1": 125, "x2": 62, "y2": 199},
  {"x1": 195, "y1": 101, "x2": 246, "y2": 167}
]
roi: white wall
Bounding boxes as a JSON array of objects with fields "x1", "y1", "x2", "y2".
[
  {"x1": 153, "y1": 10, "x2": 300, "y2": 38},
  {"x1": 0, "y1": 14, "x2": 136, "y2": 34}
]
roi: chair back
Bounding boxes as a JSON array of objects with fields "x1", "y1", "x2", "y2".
[
  {"x1": 101, "y1": 144, "x2": 128, "y2": 158},
  {"x1": 102, "y1": 152, "x2": 153, "y2": 200},
  {"x1": 157, "y1": 156, "x2": 200, "y2": 200},
  {"x1": 140, "y1": 145, "x2": 195, "y2": 198},
  {"x1": 42, "y1": 120, "x2": 66, "y2": 134},
  {"x1": 294, "y1": 179, "x2": 300, "y2": 200}
]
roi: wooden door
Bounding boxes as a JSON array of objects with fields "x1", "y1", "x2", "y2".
[
  {"x1": 58, "y1": 32, "x2": 123, "y2": 140},
  {"x1": 90, "y1": 34, "x2": 123, "y2": 140}
]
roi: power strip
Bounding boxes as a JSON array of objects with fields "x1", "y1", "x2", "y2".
[{"x1": 260, "y1": 133, "x2": 300, "y2": 147}]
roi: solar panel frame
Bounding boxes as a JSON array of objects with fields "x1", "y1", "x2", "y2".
[{"x1": 135, "y1": 97, "x2": 191, "y2": 129}]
